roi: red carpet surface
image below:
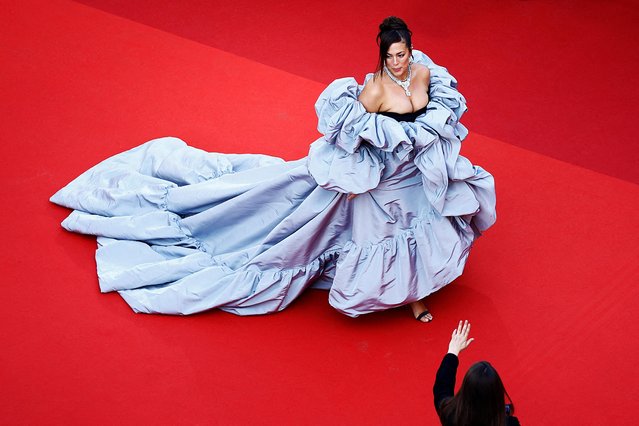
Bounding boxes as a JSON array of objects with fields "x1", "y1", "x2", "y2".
[
  {"x1": 2, "y1": 0, "x2": 639, "y2": 424},
  {"x1": 75, "y1": 0, "x2": 639, "y2": 185}
]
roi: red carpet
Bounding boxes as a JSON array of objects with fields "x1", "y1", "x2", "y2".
[
  {"x1": 2, "y1": 0, "x2": 638, "y2": 424},
  {"x1": 75, "y1": 0, "x2": 639, "y2": 185}
]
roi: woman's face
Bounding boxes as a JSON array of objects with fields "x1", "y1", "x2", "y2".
[{"x1": 385, "y1": 42, "x2": 411, "y2": 78}]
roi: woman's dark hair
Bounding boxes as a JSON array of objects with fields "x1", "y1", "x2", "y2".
[
  {"x1": 376, "y1": 16, "x2": 413, "y2": 76},
  {"x1": 440, "y1": 361, "x2": 515, "y2": 426}
]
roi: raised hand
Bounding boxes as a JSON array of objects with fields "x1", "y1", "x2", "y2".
[{"x1": 447, "y1": 320, "x2": 474, "y2": 356}]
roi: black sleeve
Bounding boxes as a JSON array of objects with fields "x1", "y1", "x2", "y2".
[
  {"x1": 433, "y1": 353, "x2": 459, "y2": 412},
  {"x1": 507, "y1": 416, "x2": 521, "y2": 426}
]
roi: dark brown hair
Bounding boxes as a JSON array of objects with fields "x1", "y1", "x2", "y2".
[
  {"x1": 439, "y1": 361, "x2": 515, "y2": 426},
  {"x1": 375, "y1": 16, "x2": 413, "y2": 75}
]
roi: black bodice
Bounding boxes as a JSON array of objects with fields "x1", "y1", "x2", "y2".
[{"x1": 378, "y1": 105, "x2": 427, "y2": 122}]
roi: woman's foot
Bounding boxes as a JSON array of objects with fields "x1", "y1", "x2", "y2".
[{"x1": 410, "y1": 301, "x2": 433, "y2": 323}]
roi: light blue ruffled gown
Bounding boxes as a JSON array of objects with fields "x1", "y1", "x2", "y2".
[{"x1": 50, "y1": 51, "x2": 496, "y2": 317}]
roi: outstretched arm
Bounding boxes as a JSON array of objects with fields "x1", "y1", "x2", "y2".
[{"x1": 433, "y1": 321, "x2": 474, "y2": 411}]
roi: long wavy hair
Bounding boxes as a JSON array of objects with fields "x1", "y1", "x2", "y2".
[{"x1": 439, "y1": 361, "x2": 515, "y2": 426}]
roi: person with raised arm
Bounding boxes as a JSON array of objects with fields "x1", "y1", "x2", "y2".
[{"x1": 434, "y1": 321, "x2": 520, "y2": 426}]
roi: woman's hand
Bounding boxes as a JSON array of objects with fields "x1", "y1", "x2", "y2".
[
  {"x1": 448, "y1": 320, "x2": 474, "y2": 356},
  {"x1": 346, "y1": 193, "x2": 358, "y2": 200}
]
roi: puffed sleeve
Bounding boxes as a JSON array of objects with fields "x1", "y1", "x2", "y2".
[
  {"x1": 307, "y1": 78, "x2": 412, "y2": 194},
  {"x1": 406, "y1": 51, "x2": 496, "y2": 233}
]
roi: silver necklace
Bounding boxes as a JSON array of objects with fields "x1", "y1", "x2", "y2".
[{"x1": 384, "y1": 65, "x2": 412, "y2": 97}]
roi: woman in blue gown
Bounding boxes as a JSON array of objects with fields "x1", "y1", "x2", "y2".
[{"x1": 50, "y1": 17, "x2": 496, "y2": 321}]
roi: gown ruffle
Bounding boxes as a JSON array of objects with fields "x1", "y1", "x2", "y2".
[{"x1": 50, "y1": 51, "x2": 496, "y2": 317}]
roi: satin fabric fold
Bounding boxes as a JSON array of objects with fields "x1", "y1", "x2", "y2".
[{"x1": 51, "y1": 51, "x2": 496, "y2": 317}]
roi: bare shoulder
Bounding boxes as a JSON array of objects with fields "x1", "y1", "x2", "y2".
[
  {"x1": 412, "y1": 63, "x2": 431, "y2": 83},
  {"x1": 358, "y1": 74, "x2": 384, "y2": 113}
]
